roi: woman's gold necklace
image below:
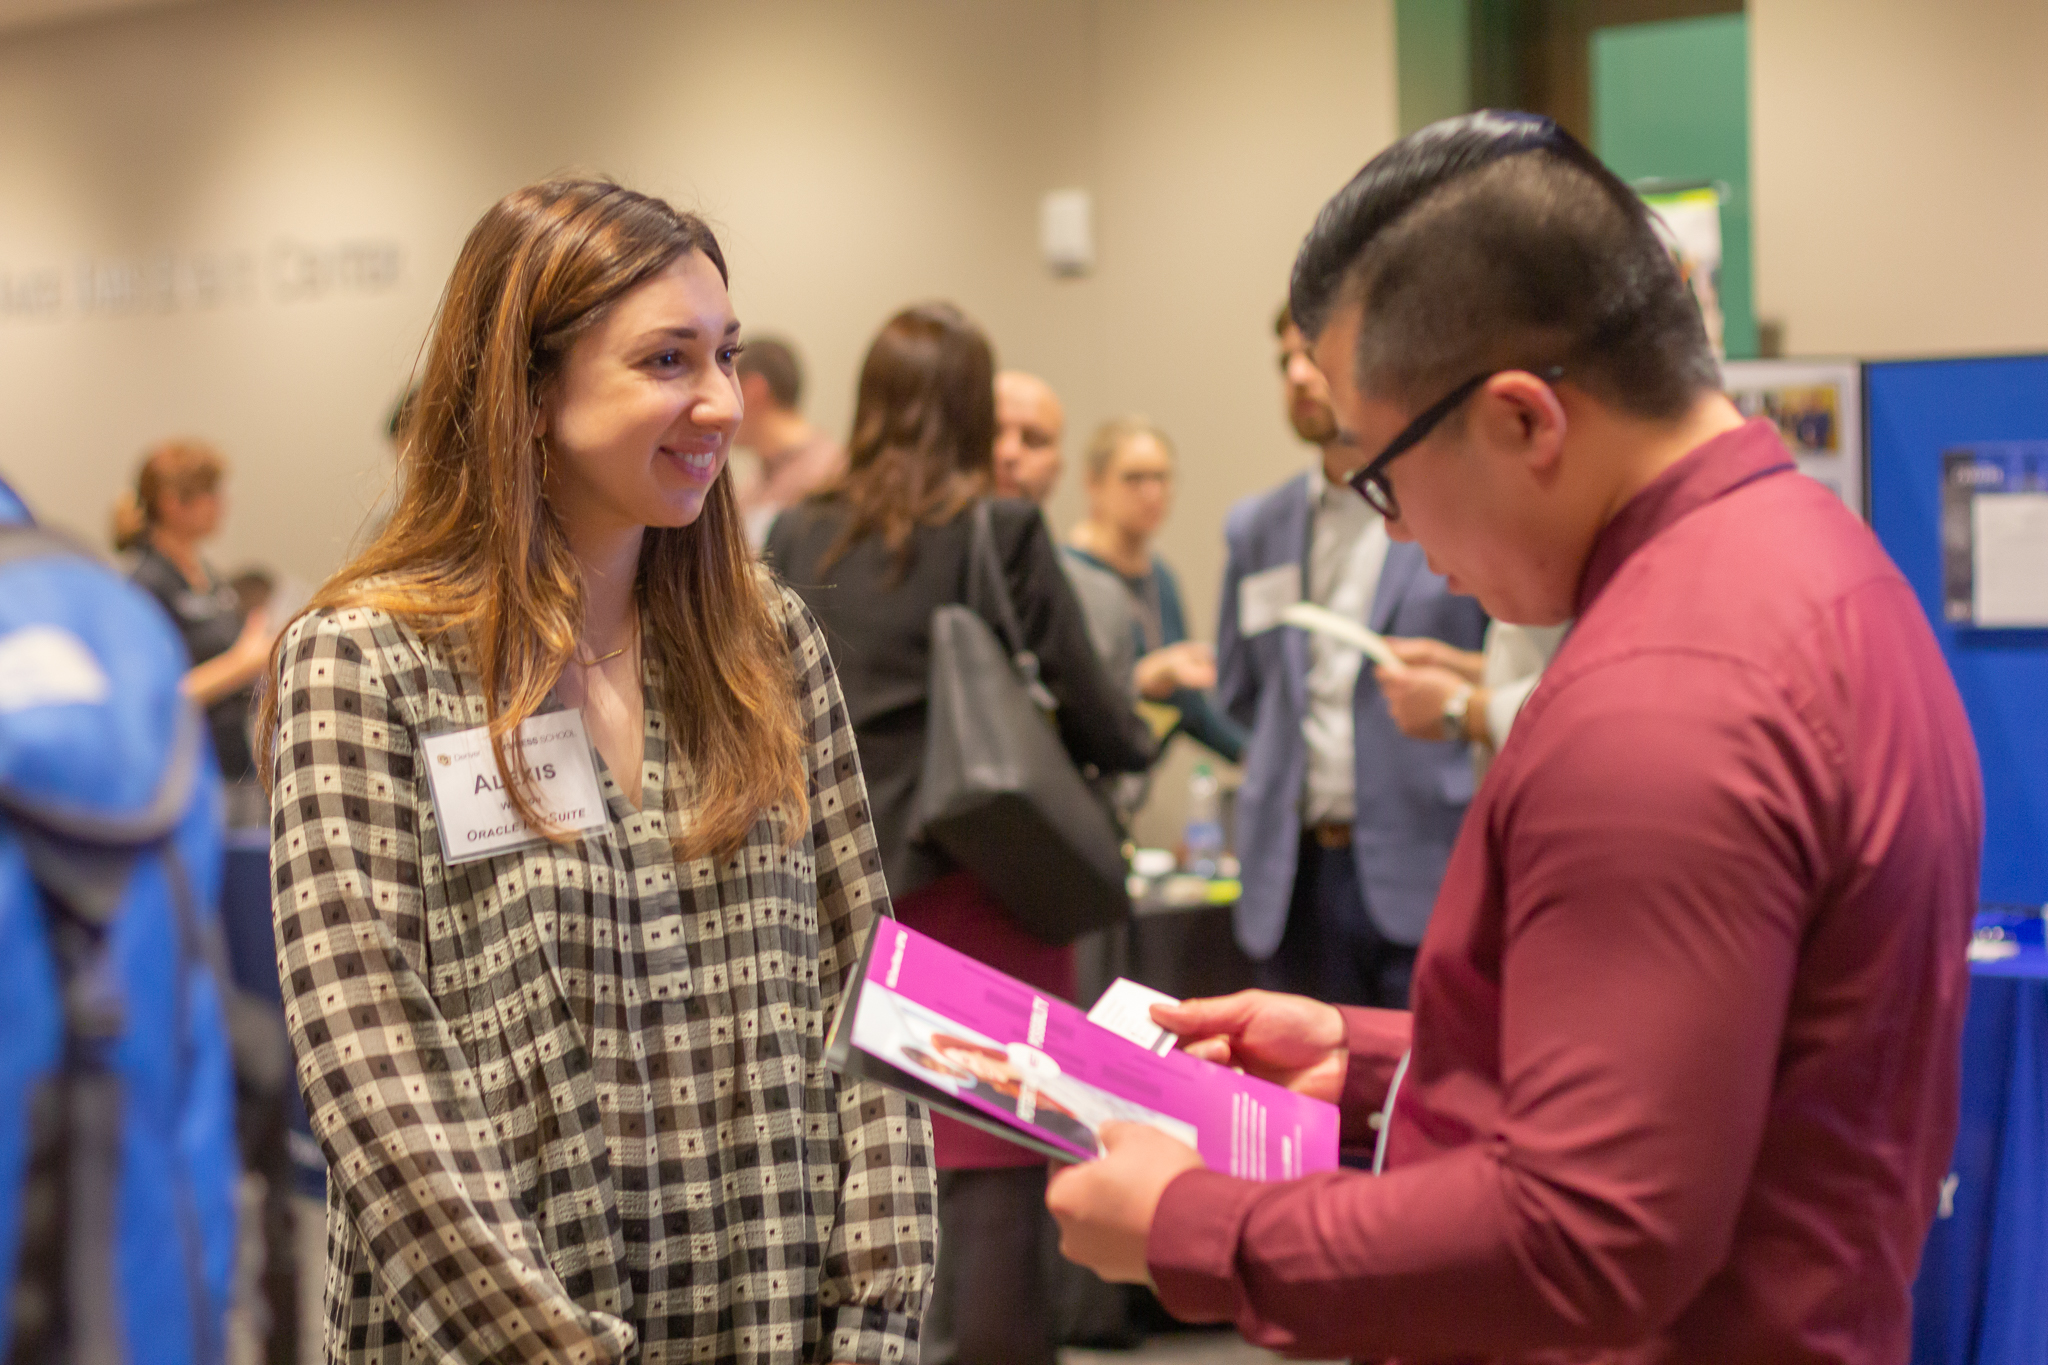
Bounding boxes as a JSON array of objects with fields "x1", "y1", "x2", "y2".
[{"x1": 574, "y1": 611, "x2": 639, "y2": 668}]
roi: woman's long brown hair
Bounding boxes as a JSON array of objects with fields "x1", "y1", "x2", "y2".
[
  {"x1": 258, "y1": 178, "x2": 805, "y2": 859},
  {"x1": 821, "y1": 302, "x2": 996, "y2": 572}
]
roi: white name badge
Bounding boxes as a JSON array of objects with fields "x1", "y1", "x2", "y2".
[
  {"x1": 419, "y1": 710, "x2": 610, "y2": 865},
  {"x1": 1238, "y1": 562, "x2": 1302, "y2": 636}
]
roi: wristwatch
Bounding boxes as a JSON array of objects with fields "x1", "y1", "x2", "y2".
[{"x1": 1441, "y1": 684, "x2": 1475, "y2": 742}]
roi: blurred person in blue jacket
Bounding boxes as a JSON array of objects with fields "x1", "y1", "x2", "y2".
[{"x1": 1213, "y1": 306, "x2": 1486, "y2": 1009}]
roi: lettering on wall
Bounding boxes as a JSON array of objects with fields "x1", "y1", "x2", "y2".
[{"x1": 0, "y1": 238, "x2": 403, "y2": 323}]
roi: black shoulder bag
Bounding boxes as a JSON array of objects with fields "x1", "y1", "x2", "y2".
[{"x1": 909, "y1": 501, "x2": 1132, "y2": 944}]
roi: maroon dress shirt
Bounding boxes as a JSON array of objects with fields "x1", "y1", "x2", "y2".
[{"x1": 1146, "y1": 420, "x2": 1983, "y2": 1363}]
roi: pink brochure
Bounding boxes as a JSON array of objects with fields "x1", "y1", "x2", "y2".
[{"x1": 827, "y1": 917, "x2": 1339, "y2": 1178}]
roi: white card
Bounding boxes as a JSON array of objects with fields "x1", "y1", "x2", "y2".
[
  {"x1": 419, "y1": 710, "x2": 610, "y2": 865},
  {"x1": 1237, "y1": 562, "x2": 1302, "y2": 637},
  {"x1": 1085, "y1": 977, "x2": 1182, "y2": 1056}
]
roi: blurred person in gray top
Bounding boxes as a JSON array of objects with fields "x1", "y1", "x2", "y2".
[
  {"x1": 991, "y1": 369, "x2": 1066, "y2": 505},
  {"x1": 997, "y1": 371, "x2": 1217, "y2": 727},
  {"x1": 1066, "y1": 416, "x2": 1245, "y2": 763},
  {"x1": 735, "y1": 335, "x2": 846, "y2": 546},
  {"x1": 992, "y1": 369, "x2": 1136, "y2": 685}
]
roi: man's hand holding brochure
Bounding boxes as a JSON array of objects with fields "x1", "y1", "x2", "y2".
[{"x1": 1146, "y1": 990, "x2": 1351, "y2": 1104}]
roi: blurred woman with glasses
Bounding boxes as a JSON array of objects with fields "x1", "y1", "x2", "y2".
[{"x1": 1065, "y1": 416, "x2": 1245, "y2": 765}]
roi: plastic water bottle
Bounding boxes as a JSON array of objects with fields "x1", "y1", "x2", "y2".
[{"x1": 1183, "y1": 763, "x2": 1224, "y2": 878}]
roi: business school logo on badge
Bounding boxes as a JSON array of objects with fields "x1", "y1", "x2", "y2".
[{"x1": 436, "y1": 753, "x2": 450, "y2": 766}]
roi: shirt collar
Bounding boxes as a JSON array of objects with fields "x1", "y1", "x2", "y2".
[
  {"x1": 1574, "y1": 417, "x2": 1797, "y2": 615},
  {"x1": 1312, "y1": 467, "x2": 1368, "y2": 515}
]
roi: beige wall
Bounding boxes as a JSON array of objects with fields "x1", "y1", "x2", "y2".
[
  {"x1": 0, "y1": 0, "x2": 198, "y2": 36},
  {"x1": 1750, "y1": 0, "x2": 2048, "y2": 357},
  {"x1": 0, "y1": 0, "x2": 1393, "y2": 842},
  {"x1": 1081, "y1": 0, "x2": 1398, "y2": 839},
  {"x1": 0, "y1": 0, "x2": 1392, "y2": 584}
]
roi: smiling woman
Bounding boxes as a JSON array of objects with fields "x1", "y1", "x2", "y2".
[{"x1": 254, "y1": 179, "x2": 935, "y2": 1365}]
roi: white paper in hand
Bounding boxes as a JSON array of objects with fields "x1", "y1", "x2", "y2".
[
  {"x1": 1086, "y1": 977, "x2": 1182, "y2": 1056},
  {"x1": 1280, "y1": 601, "x2": 1408, "y2": 673}
]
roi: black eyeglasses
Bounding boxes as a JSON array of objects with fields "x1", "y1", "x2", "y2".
[{"x1": 1345, "y1": 365, "x2": 1565, "y2": 520}]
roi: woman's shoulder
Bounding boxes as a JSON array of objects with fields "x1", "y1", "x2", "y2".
[
  {"x1": 278, "y1": 600, "x2": 463, "y2": 707},
  {"x1": 283, "y1": 599, "x2": 418, "y2": 653},
  {"x1": 760, "y1": 572, "x2": 856, "y2": 713},
  {"x1": 759, "y1": 567, "x2": 827, "y2": 653}
]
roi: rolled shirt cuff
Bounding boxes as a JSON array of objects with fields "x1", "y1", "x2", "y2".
[{"x1": 1146, "y1": 1167, "x2": 1263, "y2": 1325}]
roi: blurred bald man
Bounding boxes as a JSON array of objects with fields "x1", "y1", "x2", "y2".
[
  {"x1": 994, "y1": 370, "x2": 1066, "y2": 503},
  {"x1": 990, "y1": 371, "x2": 1133, "y2": 683}
]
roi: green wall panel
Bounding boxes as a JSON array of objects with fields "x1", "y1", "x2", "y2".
[
  {"x1": 1396, "y1": 0, "x2": 1473, "y2": 135},
  {"x1": 1592, "y1": 14, "x2": 1756, "y2": 358}
]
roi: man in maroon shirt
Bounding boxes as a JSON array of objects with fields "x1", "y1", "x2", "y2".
[{"x1": 1048, "y1": 112, "x2": 1983, "y2": 1363}]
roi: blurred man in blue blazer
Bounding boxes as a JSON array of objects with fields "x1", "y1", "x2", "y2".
[{"x1": 1215, "y1": 306, "x2": 1487, "y2": 1007}]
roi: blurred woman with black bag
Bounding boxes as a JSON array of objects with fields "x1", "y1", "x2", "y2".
[{"x1": 766, "y1": 302, "x2": 1154, "y2": 1365}]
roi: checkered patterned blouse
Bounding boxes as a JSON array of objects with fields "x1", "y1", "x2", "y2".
[{"x1": 269, "y1": 586, "x2": 937, "y2": 1364}]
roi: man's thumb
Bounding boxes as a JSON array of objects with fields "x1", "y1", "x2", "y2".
[
  {"x1": 1095, "y1": 1120, "x2": 1139, "y2": 1153},
  {"x1": 1152, "y1": 990, "x2": 1255, "y2": 1036}
]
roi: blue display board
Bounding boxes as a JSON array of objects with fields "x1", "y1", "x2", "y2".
[{"x1": 1867, "y1": 356, "x2": 2048, "y2": 903}]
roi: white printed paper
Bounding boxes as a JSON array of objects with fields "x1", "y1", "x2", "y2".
[
  {"x1": 1085, "y1": 977, "x2": 1182, "y2": 1056},
  {"x1": 1279, "y1": 601, "x2": 1408, "y2": 674},
  {"x1": 1972, "y1": 492, "x2": 2048, "y2": 627},
  {"x1": 1238, "y1": 563, "x2": 1302, "y2": 637},
  {"x1": 420, "y1": 710, "x2": 609, "y2": 865}
]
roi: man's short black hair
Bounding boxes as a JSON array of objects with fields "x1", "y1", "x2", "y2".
[
  {"x1": 737, "y1": 336, "x2": 803, "y2": 410},
  {"x1": 1288, "y1": 110, "x2": 1717, "y2": 421}
]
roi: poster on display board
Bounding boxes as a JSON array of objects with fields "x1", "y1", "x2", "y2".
[
  {"x1": 1721, "y1": 359, "x2": 1863, "y2": 518},
  {"x1": 1642, "y1": 183, "x2": 1725, "y2": 359},
  {"x1": 1940, "y1": 443, "x2": 2048, "y2": 627}
]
